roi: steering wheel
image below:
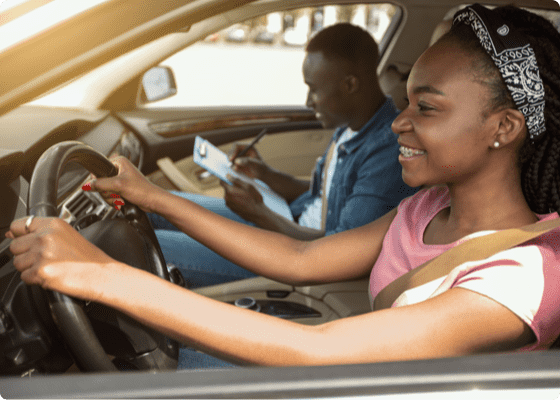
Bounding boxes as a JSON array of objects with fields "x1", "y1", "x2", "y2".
[{"x1": 27, "y1": 141, "x2": 178, "y2": 371}]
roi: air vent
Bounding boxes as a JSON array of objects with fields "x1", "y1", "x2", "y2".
[
  {"x1": 60, "y1": 190, "x2": 105, "y2": 224},
  {"x1": 66, "y1": 191, "x2": 95, "y2": 216}
]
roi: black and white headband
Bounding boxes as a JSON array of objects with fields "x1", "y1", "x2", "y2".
[{"x1": 453, "y1": 4, "x2": 546, "y2": 139}]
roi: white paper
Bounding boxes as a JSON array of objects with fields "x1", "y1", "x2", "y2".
[{"x1": 193, "y1": 136, "x2": 294, "y2": 221}]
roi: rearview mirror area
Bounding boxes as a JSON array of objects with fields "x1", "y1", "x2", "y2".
[{"x1": 141, "y1": 66, "x2": 177, "y2": 103}]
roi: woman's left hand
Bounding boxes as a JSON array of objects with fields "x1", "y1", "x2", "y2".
[{"x1": 6, "y1": 216, "x2": 118, "y2": 302}]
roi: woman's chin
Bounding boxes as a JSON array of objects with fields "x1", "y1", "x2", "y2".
[{"x1": 401, "y1": 173, "x2": 424, "y2": 189}]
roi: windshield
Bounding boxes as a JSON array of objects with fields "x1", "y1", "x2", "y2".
[{"x1": 0, "y1": 0, "x2": 111, "y2": 53}]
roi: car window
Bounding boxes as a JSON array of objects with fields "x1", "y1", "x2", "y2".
[{"x1": 145, "y1": 3, "x2": 400, "y2": 108}]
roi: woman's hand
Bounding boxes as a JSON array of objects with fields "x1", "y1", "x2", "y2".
[
  {"x1": 82, "y1": 156, "x2": 165, "y2": 213},
  {"x1": 6, "y1": 216, "x2": 120, "y2": 302}
]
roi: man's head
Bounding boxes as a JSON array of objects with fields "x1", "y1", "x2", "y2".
[{"x1": 303, "y1": 23, "x2": 382, "y2": 130}]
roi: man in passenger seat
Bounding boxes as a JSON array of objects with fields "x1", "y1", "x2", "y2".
[{"x1": 148, "y1": 23, "x2": 417, "y2": 288}]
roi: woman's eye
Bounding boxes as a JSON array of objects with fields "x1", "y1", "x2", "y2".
[
  {"x1": 418, "y1": 102, "x2": 435, "y2": 112},
  {"x1": 404, "y1": 97, "x2": 434, "y2": 112}
]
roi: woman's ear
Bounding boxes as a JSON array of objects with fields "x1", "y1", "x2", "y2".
[{"x1": 491, "y1": 108, "x2": 526, "y2": 148}]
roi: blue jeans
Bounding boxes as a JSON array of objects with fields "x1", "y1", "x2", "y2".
[
  {"x1": 178, "y1": 347, "x2": 235, "y2": 369},
  {"x1": 148, "y1": 191, "x2": 257, "y2": 289}
]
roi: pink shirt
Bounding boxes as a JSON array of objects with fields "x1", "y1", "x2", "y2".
[{"x1": 370, "y1": 186, "x2": 560, "y2": 350}]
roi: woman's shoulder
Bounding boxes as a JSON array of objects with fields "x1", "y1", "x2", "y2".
[{"x1": 528, "y1": 211, "x2": 560, "y2": 253}]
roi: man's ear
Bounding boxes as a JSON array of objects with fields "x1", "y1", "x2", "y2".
[
  {"x1": 344, "y1": 74, "x2": 359, "y2": 94},
  {"x1": 491, "y1": 108, "x2": 526, "y2": 147}
]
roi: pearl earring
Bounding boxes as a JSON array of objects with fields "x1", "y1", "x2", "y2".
[{"x1": 494, "y1": 141, "x2": 500, "y2": 148}]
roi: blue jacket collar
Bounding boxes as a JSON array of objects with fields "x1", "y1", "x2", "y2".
[{"x1": 333, "y1": 97, "x2": 398, "y2": 155}]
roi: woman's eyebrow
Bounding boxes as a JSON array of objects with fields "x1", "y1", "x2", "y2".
[{"x1": 412, "y1": 85, "x2": 445, "y2": 96}]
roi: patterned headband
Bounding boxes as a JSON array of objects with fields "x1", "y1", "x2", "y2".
[{"x1": 453, "y1": 4, "x2": 546, "y2": 139}]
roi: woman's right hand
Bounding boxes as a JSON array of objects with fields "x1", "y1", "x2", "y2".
[{"x1": 83, "y1": 156, "x2": 164, "y2": 213}]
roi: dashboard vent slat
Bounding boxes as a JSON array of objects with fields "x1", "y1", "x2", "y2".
[
  {"x1": 67, "y1": 192, "x2": 90, "y2": 214},
  {"x1": 65, "y1": 191, "x2": 98, "y2": 220}
]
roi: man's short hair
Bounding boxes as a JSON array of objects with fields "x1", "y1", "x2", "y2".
[{"x1": 306, "y1": 23, "x2": 379, "y2": 71}]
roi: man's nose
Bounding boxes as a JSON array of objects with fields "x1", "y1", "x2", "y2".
[{"x1": 306, "y1": 91, "x2": 314, "y2": 108}]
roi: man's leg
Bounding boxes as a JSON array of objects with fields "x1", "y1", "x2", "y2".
[
  {"x1": 177, "y1": 347, "x2": 236, "y2": 370},
  {"x1": 149, "y1": 192, "x2": 257, "y2": 288},
  {"x1": 149, "y1": 192, "x2": 249, "y2": 229}
]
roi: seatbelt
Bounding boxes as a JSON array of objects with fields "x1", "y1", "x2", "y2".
[
  {"x1": 320, "y1": 141, "x2": 337, "y2": 232},
  {"x1": 373, "y1": 217, "x2": 560, "y2": 311}
]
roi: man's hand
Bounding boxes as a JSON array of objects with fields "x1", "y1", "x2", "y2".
[
  {"x1": 221, "y1": 176, "x2": 269, "y2": 224},
  {"x1": 7, "y1": 216, "x2": 119, "y2": 302},
  {"x1": 228, "y1": 143, "x2": 269, "y2": 180}
]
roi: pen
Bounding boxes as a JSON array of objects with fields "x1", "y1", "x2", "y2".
[{"x1": 230, "y1": 128, "x2": 267, "y2": 163}]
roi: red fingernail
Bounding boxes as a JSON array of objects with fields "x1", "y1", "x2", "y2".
[
  {"x1": 114, "y1": 200, "x2": 124, "y2": 206},
  {"x1": 110, "y1": 194, "x2": 120, "y2": 198},
  {"x1": 82, "y1": 182, "x2": 92, "y2": 191}
]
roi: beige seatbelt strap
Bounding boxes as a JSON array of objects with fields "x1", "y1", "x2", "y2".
[
  {"x1": 320, "y1": 141, "x2": 337, "y2": 231},
  {"x1": 373, "y1": 217, "x2": 560, "y2": 311}
]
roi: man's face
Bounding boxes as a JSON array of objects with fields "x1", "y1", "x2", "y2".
[{"x1": 303, "y1": 51, "x2": 351, "y2": 129}]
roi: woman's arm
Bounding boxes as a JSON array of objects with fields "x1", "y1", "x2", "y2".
[
  {"x1": 149, "y1": 188, "x2": 396, "y2": 285},
  {"x1": 115, "y1": 278, "x2": 535, "y2": 366},
  {"x1": 91, "y1": 157, "x2": 397, "y2": 285},
  {"x1": 7, "y1": 217, "x2": 534, "y2": 366}
]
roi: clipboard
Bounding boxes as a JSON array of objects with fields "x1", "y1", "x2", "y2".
[{"x1": 193, "y1": 136, "x2": 294, "y2": 221}]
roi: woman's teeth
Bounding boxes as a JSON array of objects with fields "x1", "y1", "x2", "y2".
[{"x1": 400, "y1": 146, "x2": 426, "y2": 158}]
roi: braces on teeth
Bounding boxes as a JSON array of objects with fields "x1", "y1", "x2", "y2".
[{"x1": 400, "y1": 146, "x2": 425, "y2": 157}]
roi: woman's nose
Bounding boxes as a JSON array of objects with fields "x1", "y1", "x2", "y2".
[{"x1": 391, "y1": 109, "x2": 412, "y2": 136}]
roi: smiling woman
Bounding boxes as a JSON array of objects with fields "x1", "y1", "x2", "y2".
[{"x1": 6, "y1": 2, "x2": 560, "y2": 373}]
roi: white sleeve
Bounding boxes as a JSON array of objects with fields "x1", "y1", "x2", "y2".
[
  {"x1": 439, "y1": 246, "x2": 545, "y2": 327},
  {"x1": 394, "y1": 246, "x2": 545, "y2": 330}
]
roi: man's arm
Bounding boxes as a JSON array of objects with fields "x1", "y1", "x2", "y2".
[
  {"x1": 228, "y1": 143, "x2": 310, "y2": 202},
  {"x1": 222, "y1": 177, "x2": 324, "y2": 240},
  {"x1": 231, "y1": 156, "x2": 310, "y2": 202}
]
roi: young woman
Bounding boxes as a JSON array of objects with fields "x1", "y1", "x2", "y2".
[{"x1": 8, "y1": 4, "x2": 560, "y2": 368}]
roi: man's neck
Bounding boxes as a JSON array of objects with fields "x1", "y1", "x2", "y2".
[{"x1": 347, "y1": 91, "x2": 386, "y2": 131}]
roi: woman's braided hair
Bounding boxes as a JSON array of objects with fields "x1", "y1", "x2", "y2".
[{"x1": 444, "y1": 6, "x2": 560, "y2": 214}]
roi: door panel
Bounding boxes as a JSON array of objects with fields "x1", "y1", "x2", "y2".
[
  {"x1": 118, "y1": 106, "x2": 331, "y2": 196},
  {"x1": 156, "y1": 127, "x2": 334, "y2": 197}
]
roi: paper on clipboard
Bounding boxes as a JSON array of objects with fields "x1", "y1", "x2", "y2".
[{"x1": 193, "y1": 136, "x2": 294, "y2": 221}]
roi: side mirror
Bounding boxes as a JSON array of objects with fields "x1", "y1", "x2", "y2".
[{"x1": 141, "y1": 66, "x2": 177, "y2": 103}]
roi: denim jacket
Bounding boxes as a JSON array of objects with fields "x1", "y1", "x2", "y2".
[{"x1": 290, "y1": 97, "x2": 418, "y2": 236}]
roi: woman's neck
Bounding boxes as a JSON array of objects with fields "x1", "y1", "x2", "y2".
[{"x1": 423, "y1": 176, "x2": 538, "y2": 245}]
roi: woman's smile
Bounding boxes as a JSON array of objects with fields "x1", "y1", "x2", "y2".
[{"x1": 399, "y1": 145, "x2": 426, "y2": 159}]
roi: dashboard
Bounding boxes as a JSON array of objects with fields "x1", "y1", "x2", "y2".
[{"x1": 0, "y1": 105, "x2": 146, "y2": 374}]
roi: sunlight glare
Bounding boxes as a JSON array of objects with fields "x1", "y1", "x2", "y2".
[{"x1": 0, "y1": 0, "x2": 110, "y2": 52}]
